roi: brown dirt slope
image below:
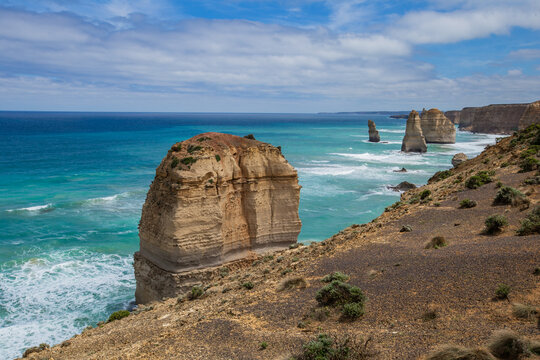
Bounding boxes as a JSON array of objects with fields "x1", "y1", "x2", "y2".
[{"x1": 21, "y1": 127, "x2": 540, "y2": 360}]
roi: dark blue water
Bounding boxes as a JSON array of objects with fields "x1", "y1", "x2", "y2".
[{"x1": 0, "y1": 112, "x2": 498, "y2": 358}]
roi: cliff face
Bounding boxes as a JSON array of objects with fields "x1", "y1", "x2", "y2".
[
  {"x1": 458, "y1": 101, "x2": 540, "y2": 134},
  {"x1": 367, "y1": 119, "x2": 380, "y2": 142},
  {"x1": 420, "y1": 108, "x2": 456, "y2": 144},
  {"x1": 444, "y1": 110, "x2": 460, "y2": 124},
  {"x1": 401, "y1": 110, "x2": 427, "y2": 153},
  {"x1": 135, "y1": 132, "x2": 301, "y2": 303}
]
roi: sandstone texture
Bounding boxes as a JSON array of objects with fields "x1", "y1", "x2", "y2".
[
  {"x1": 420, "y1": 108, "x2": 456, "y2": 144},
  {"x1": 444, "y1": 110, "x2": 461, "y2": 124},
  {"x1": 458, "y1": 100, "x2": 540, "y2": 134},
  {"x1": 388, "y1": 181, "x2": 416, "y2": 191},
  {"x1": 401, "y1": 110, "x2": 427, "y2": 153},
  {"x1": 452, "y1": 153, "x2": 468, "y2": 167},
  {"x1": 135, "y1": 132, "x2": 301, "y2": 303},
  {"x1": 368, "y1": 119, "x2": 380, "y2": 142}
]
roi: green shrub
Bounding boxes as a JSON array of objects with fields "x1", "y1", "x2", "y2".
[
  {"x1": 420, "y1": 189, "x2": 431, "y2": 200},
  {"x1": 189, "y1": 285, "x2": 204, "y2": 300},
  {"x1": 341, "y1": 302, "x2": 364, "y2": 320},
  {"x1": 517, "y1": 206, "x2": 540, "y2": 235},
  {"x1": 295, "y1": 333, "x2": 375, "y2": 360},
  {"x1": 501, "y1": 162, "x2": 509, "y2": 168},
  {"x1": 495, "y1": 284, "x2": 510, "y2": 300},
  {"x1": 215, "y1": 154, "x2": 221, "y2": 162},
  {"x1": 170, "y1": 157, "x2": 179, "y2": 168},
  {"x1": 108, "y1": 310, "x2": 130, "y2": 322},
  {"x1": 259, "y1": 341, "x2": 268, "y2": 350},
  {"x1": 484, "y1": 215, "x2": 508, "y2": 235},
  {"x1": 172, "y1": 144, "x2": 182, "y2": 152},
  {"x1": 523, "y1": 176, "x2": 540, "y2": 185},
  {"x1": 492, "y1": 186, "x2": 529, "y2": 207},
  {"x1": 322, "y1": 272, "x2": 350, "y2": 283},
  {"x1": 459, "y1": 199, "x2": 477, "y2": 208},
  {"x1": 519, "y1": 156, "x2": 539, "y2": 172},
  {"x1": 242, "y1": 281, "x2": 254, "y2": 290},
  {"x1": 197, "y1": 136, "x2": 211, "y2": 142},
  {"x1": 180, "y1": 157, "x2": 197, "y2": 166},
  {"x1": 187, "y1": 145, "x2": 202, "y2": 154},
  {"x1": 465, "y1": 171, "x2": 494, "y2": 189},
  {"x1": 316, "y1": 280, "x2": 366, "y2": 307},
  {"x1": 425, "y1": 236, "x2": 447, "y2": 249},
  {"x1": 429, "y1": 170, "x2": 452, "y2": 182}
]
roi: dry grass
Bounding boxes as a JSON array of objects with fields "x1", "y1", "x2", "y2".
[
  {"x1": 425, "y1": 345, "x2": 495, "y2": 360},
  {"x1": 487, "y1": 330, "x2": 529, "y2": 359},
  {"x1": 511, "y1": 303, "x2": 537, "y2": 320},
  {"x1": 425, "y1": 236, "x2": 447, "y2": 249},
  {"x1": 277, "y1": 276, "x2": 307, "y2": 291}
]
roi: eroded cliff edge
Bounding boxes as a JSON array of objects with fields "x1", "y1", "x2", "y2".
[{"x1": 135, "y1": 132, "x2": 301, "y2": 303}]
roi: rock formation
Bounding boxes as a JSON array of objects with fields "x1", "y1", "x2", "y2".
[
  {"x1": 458, "y1": 100, "x2": 540, "y2": 134},
  {"x1": 420, "y1": 108, "x2": 456, "y2": 144},
  {"x1": 444, "y1": 110, "x2": 461, "y2": 125},
  {"x1": 401, "y1": 110, "x2": 427, "y2": 153},
  {"x1": 134, "y1": 132, "x2": 302, "y2": 303},
  {"x1": 368, "y1": 119, "x2": 380, "y2": 142},
  {"x1": 389, "y1": 181, "x2": 416, "y2": 191},
  {"x1": 452, "y1": 153, "x2": 468, "y2": 167}
]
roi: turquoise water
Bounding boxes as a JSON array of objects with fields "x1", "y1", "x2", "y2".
[{"x1": 0, "y1": 112, "x2": 498, "y2": 359}]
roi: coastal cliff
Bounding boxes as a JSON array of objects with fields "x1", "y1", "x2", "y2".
[
  {"x1": 368, "y1": 119, "x2": 380, "y2": 142},
  {"x1": 458, "y1": 100, "x2": 540, "y2": 134},
  {"x1": 420, "y1": 108, "x2": 456, "y2": 144},
  {"x1": 444, "y1": 110, "x2": 460, "y2": 124},
  {"x1": 135, "y1": 132, "x2": 301, "y2": 303}
]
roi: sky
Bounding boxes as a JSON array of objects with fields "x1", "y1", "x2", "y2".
[{"x1": 0, "y1": 0, "x2": 539, "y2": 112}]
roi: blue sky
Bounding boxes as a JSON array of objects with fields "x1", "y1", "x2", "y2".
[{"x1": 0, "y1": 0, "x2": 539, "y2": 112}]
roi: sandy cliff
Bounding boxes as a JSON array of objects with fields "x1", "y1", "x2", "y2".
[
  {"x1": 420, "y1": 108, "x2": 456, "y2": 144},
  {"x1": 401, "y1": 110, "x2": 427, "y2": 152},
  {"x1": 444, "y1": 110, "x2": 460, "y2": 124},
  {"x1": 135, "y1": 132, "x2": 301, "y2": 303}
]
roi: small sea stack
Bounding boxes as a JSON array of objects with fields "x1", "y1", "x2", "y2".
[
  {"x1": 134, "y1": 132, "x2": 302, "y2": 303},
  {"x1": 401, "y1": 110, "x2": 427, "y2": 153},
  {"x1": 420, "y1": 108, "x2": 456, "y2": 144},
  {"x1": 452, "y1": 153, "x2": 468, "y2": 167},
  {"x1": 367, "y1": 119, "x2": 380, "y2": 142}
]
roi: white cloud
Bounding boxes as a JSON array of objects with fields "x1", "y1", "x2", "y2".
[{"x1": 507, "y1": 69, "x2": 522, "y2": 76}]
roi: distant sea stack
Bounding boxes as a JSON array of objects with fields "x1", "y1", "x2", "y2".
[
  {"x1": 420, "y1": 108, "x2": 456, "y2": 144},
  {"x1": 458, "y1": 100, "x2": 540, "y2": 134},
  {"x1": 134, "y1": 132, "x2": 301, "y2": 303},
  {"x1": 401, "y1": 110, "x2": 427, "y2": 153},
  {"x1": 367, "y1": 119, "x2": 380, "y2": 142}
]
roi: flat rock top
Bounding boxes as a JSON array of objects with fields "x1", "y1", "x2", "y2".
[{"x1": 172, "y1": 132, "x2": 264, "y2": 151}]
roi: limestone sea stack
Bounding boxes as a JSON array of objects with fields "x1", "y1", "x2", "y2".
[
  {"x1": 452, "y1": 153, "x2": 468, "y2": 167},
  {"x1": 368, "y1": 119, "x2": 380, "y2": 142},
  {"x1": 420, "y1": 108, "x2": 456, "y2": 144},
  {"x1": 134, "y1": 132, "x2": 302, "y2": 303},
  {"x1": 401, "y1": 110, "x2": 427, "y2": 153}
]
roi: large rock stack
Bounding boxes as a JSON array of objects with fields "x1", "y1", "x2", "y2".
[
  {"x1": 134, "y1": 132, "x2": 302, "y2": 303},
  {"x1": 368, "y1": 119, "x2": 380, "y2": 142},
  {"x1": 401, "y1": 110, "x2": 427, "y2": 153},
  {"x1": 420, "y1": 108, "x2": 456, "y2": 144}
]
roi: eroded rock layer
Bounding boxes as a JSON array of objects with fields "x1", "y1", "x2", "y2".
[
  {"x1": 420, "y1": 108, "x2": 456, "y2": 144},
  {"x1": 135, "y1": 132, "x2": 301, "y2": 303},
  {"x1": 401, "y1": 110, "x2": 427, "y2": 153},
  {"x1": 444, "y1": 110, "x2": 461, "y2": 124}
]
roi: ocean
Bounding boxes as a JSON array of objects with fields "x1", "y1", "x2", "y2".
[{"x1": 0, "y1": 112, "x2": 499, "y2": 359}]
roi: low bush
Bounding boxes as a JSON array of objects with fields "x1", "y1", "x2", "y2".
[
  {"x1": 294, "y1": 333, "x2": 375, "y2": 360},
  {"x1": 492, "y1": 186, "x2": 529, "y2": 207},
  {"x1": 244, "y1": 134, "x2": 256, "y2": 140},
  {"x1": 465, "y1": 171, "x2": 494, "y2": 189},
  {"x1": 484, "y1": 215, "x2": 508, "y2": 235},
  {"x1": 22, "y1": 343, "x2": 50, "y2": 358},
  {"x1": 242, "y1": 281, "x2": 254, "y2": 290},
  {"x1": 341, "y1": 302, "x2": 364, "y2": 320},
  {"x1": 429, "y1": 170, "x2": 452, "y2": 182},
  {"x1": 519, "y1": 156, "x2": 539, "y2": 172},
  {"x1": 316, "y1": 281, "x2": 366, "y2": 307},
  {"x1": 180, "y1": 157, "x2": 197, "y2": 166},
  {"x1": 108, "y1": 310, "x2": 130, "y2": 322},
  {"x1": 170, "y1": 157, "x2": 179, "y2": 168},
  {"x1": 420, "y1": 189, "x2": 431, "y2": 200},
  {"x1": 187, "y1": 145, "x2": 202, "y2": 154},
  {"x1": 196, "y1": 136, "x2": 211, "y2": 142},
  {"x1": 425, "y1": 345, "x2": 495, "y2": 360},
  {"x1": 215, "y1": 154, "x2": 221, "y2": 162},
  {"x1": 400, "y1": 225, "x2": 412, "y2": 232},
  {"x1": 422, "y1": 310, "x2": 437, "y2": 321},
  {"x1": 512, "y1": 303, "x2": 537, "y2": 319},
  {"x1": 172, "y1": 144, "x2": 181, "y2": 152},
  {"x1": 259, "y1": 341, "x2": 268, "y2": 350},
  {"x1": 425, "y1": 236, "x2": 447, "y2": 249},
  {"x1": 495, "y1": 284, "x2": 510, "y2": 300},
  {"x1": 517, "y1": 206, "x2": 540, "y2": 236},
  {"x1": 487, "y1": 330, "x2": 529, "y2": 359},
  {"x1": 523, "y1": 176, "x2": 540, "y2": 185},
  {"x1": 188, "y1": 285, "x2": 204, "y2": 300},
  {"x1": 322, "y1": 272, "x2": 350, "y2": 283},
  {"x1": 278, "y1": 276, "x2": 307, "y2": 291},
  {"x1": 459, "y1": 199, "x2": 477, "y2": 208}
]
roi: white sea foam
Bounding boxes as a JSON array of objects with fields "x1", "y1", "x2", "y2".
[
  {"x1": 6, "y1": 203, "x2": 53, "y2": 213},
  {"x1": 331, "y1": 151, "x2": 427, "y2": 165},
  {"x1": 378, "y1": 129, "x2": 404, "y2": 133},
  {"x1": 356, "y1": 186, "x2": 399, "y2": 201},
  {"x1": 0, "y1": 249, "x2": 135, "y2": 359}
]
